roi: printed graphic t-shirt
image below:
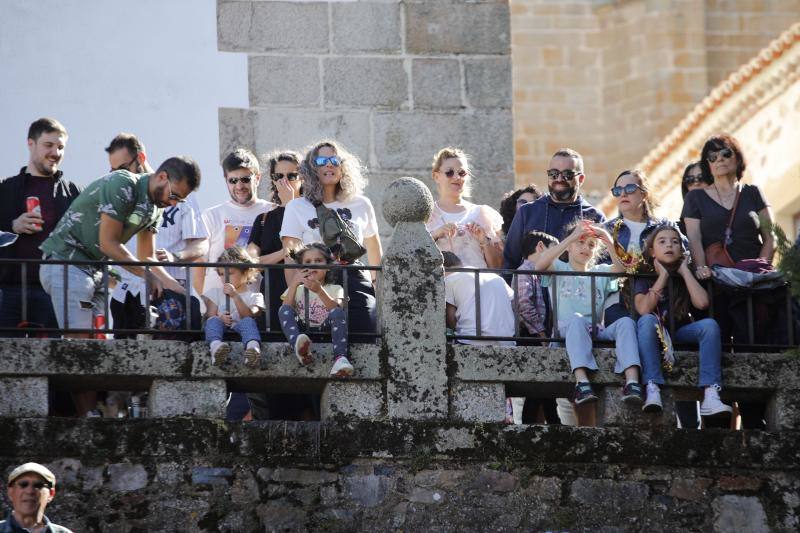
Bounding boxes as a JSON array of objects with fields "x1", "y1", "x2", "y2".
[
  {"x1": 281, "y1": 283, "x2": 345, "y2": 327},
  {"x1": 201, "y1": 199, "x2": 274, "y2": 292},
  {"x1": 41, "y1": 170, "x2": 161, "y2": 271}
]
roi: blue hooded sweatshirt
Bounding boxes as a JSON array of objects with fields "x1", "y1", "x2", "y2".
[{"x1": 503, "y1": 194, "x2": 606, "y2": 271}]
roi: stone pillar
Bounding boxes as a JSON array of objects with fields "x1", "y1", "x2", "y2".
[
  {"x1": 451, "y1": 382, "x2": 506, "y2": 423},
  {"x1": 381, "y1": 177, "x2": 448, "y2": 419},
  {"x1": 148, "y1": 379, "x2": 227, "y2": 418},
  {"x1": 0, "y1": 377, "x2": 48, "y2": 417}
]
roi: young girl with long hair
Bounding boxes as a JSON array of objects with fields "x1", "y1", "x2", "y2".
[{"x1": 634, "y1": 223, "x2": 732, "y2": 418}]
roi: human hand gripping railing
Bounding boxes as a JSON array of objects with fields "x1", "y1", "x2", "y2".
[
  {"x1": 0, "y1": 257, "x2": 381, "y2": 341},
  {"x1": 445, "y1": 265, "x2": 796, "y2": 351}
]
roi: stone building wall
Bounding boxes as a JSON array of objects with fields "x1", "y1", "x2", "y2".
[
  {"x1": 510, "y1": 0, "x2": 800, "y2": 199},
  {"x1": 217, "y1": 0, "x2": 514, "y2": 237}
]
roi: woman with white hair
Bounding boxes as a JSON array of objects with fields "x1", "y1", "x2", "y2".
[
  {"x1": 280, "y1": 140, "x2": 382, "y2": 336},
  {"x1": 426, "y1": 147, "x2": 504, "y2": 268}
]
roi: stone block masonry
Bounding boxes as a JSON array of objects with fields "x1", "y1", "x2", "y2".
[{"x1": 218, "y1": 0, "x2": 514, "y2": 238}]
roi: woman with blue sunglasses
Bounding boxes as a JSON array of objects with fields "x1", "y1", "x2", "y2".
[{"x1": 280, "y1": 140, "x2": 382, "y2": 346}]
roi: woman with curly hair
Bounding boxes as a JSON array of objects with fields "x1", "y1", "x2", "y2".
[
  {"x1": 280, "y1": 140, "x2": 382, "y2": 336},
  {"x1": 246, "y1": 149, "x2": 303, "y2": 331},
  {"x1": 426, "y1": 147, "x2": 504, "y2": 268}
]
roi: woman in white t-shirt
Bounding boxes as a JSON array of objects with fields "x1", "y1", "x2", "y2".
[
  {"x1": 426, "y1": 147, "x2": 504, "y2": 268},
  {"x1": 280, "y1": 140, "x2": 382, "y2": 335}
]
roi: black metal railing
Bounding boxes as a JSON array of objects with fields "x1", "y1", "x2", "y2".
[
  {"x1": 0, "y1": 258, "x2": 382, "y2": 342},
  {"x1": 446, "y1": 266, "x2": 797, "y2": 352}
]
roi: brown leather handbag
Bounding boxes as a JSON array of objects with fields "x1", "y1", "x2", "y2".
[{"x1": 704, "y1": 186, "x2": 740, "y2": 268}]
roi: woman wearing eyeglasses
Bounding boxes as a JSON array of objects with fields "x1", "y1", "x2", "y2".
[
  {"x1": 426, "y1": 147, "x2": 504, "y2": 268},
  {"x1": 246, "y1": 150, "x2": 303, "y2": 332},
  {"x1": 280, "y1": 140, "x2": 382, "y2": 337}
]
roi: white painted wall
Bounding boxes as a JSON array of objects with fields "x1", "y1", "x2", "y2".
[{"x1": 0, "y1": 0, "x2": 247, "y2": 212}]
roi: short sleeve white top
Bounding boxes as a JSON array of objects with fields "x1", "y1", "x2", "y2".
[
  {"x1": 426, "y1": 201, "x2": 503, "y2": 268},
  {"x1": 280, "y1": 195, "x2": 378, "y2": 246}
]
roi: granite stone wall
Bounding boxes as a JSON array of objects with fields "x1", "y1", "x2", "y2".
[{"x1": 217, "y1": 0, "x2": 515, "y2": 238}]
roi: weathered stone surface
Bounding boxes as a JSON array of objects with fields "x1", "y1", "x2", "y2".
[
  {"x1": 249, "y1": 55, "x2": 320, "y2": 107},
  {"x1": 191, "y1": 467, "x2": 233, "y2": 486},
  {"x1": 373, "y1": 111, "x2": 513, "y2": 173},
  {"x1": 331, "y1": 2, "x2": 401, "y2": 54},
  {"x1": 218, "y1": 0, "x2": 328, "y2": 53},
  {"x1": 321, "y1": 381, "x2": 383, "y2": 420},
  {"x1": 219, "y1": 107, "x2": 255, "y2": 160},
  {"x1": 156, "y1": 462, "x2": 184, "y2": 485},
  {"x1": 271, "y1": 468, "x2": 338, "y2": 485},
  {"x1": 0, "y1": 377, "x2": 47, "y2": 417},
  {"x1": 464, "y1": 57, "x2": 512, "y2": 109},
  {"x1": 767, "y1": 389, "x2": 800, "y2": 431},
  {"x1": 599, "y1": 385, "x2": 677, "y2": 428},
  {"x1": 381, "y1": 177, "x2": 434, "y2": 227},
  {"x1": 323, "y1": 57, "x2": 408, "y2": 108},
  {"x1": 148, "y1": 379, "x2": 227, "y2": 418},
  {"x1": 412, "y1": 59, "x2": 462, "y2": 109},
  {"x1": 670, "y1": 477, "x2": 713, "y2": 501},
  {"x1": 342, "y1": 473, "x2": 394, "y2": 508},
  {"x1": 569, "y1": 479, "x2": 648, "y2": 514},
  {"x1": 382, "y1": 222, "x2": 447, "y2": 419},
  {"x1": 451, "y1": 382, "x2": 505, "y2": 422},
  {"x1": 107, "y1": 463, "x2": 148, "y2": 492},
  {"x1": 405, "y1": 2, "x2": 510, "y2": 55},
  {"x1": 713, "y1": 495, "x2": 769, "y2": 533},
  {"x1": 45, "y1": 458, "x2": 81, "y2": 489},
  {"x1": 717, "y1": 476, "x2": 762, "y2": 492},
  {"x1": 471, "y1": 469, "x2": 517, "y2": 493},
  {"x1": 251, "y1": 108, "x2": 371, "y2": 165}
]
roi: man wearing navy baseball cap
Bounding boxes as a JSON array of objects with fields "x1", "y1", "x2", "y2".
[{"x1": 1, "y1": 462, "x2": 72, "y2": 532}]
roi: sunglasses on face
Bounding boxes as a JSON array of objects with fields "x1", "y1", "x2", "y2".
[
  {"x1": 442, "y1": 169, "x2": 468, "y2": 179},
  {"x1": 111, "y1": 154, "x2": 139, "y2": 173},
  {"x1": 314, "y1": 156, "x2": 340, "y2": 167},
  {"x1": 706, "y1": 148, "x2": 733, "y2": 163},
  {"x1": 546, "y1": 169, "x2": 579, "y2": 181},
  {"x1": 683, "y1": 174, "x2": 705, "y2": 185},
  {"x1": 15, "y1": 480, "x2": 51, "y2": 490},
  {"x1": 227, "y1": 175, "x2": 253, "y2": 185},
  {"x1": 611, "y1": 183, "x2": 646, "y2": 197},
  {"x1": 271, "y1": 173, "x2": 299, "y2": 182}
]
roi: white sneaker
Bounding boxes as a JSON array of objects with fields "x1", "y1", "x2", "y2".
[
  {"x1": 642, "y1": 382, "x2": 663, "y2": 414},
  {"x1": 330, "y1": 356, "x2": 354, "y2": 377},
  {"x1": 244, "y1": 341, "x2": 261, "y2": 368},
  {"x1": 700, "y1": 384, "x2": 732, "y2": 418},
  {"x1": 294, "y1": 334, "x2": 313, "y2": 366},
  {"x1": 210, "y1": 341, "x2": 231, "y2": 367}
]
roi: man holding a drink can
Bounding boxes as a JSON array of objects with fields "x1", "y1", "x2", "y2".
[{"x1": 0, "y1": 117, "x2": 82, "y2": 337}]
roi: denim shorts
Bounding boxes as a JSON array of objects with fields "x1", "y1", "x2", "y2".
[{"x1": 39, "y1": 262, "x2": 106, "y2": 330}]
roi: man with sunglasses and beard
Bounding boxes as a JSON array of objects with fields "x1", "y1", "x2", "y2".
[
  {"x1": 503, "y1": 148, "x2": 605, "y2": 272},
  {"x1": 0, "y1": 118, "x2": 81, "y2": 338},
  {"x1": 105, "y1": 134, "x2": 208, "y2": 338},
  {"x1": 1, "y1": 463, "x2": 72, "y2": 532},
  {"x1": 195, "y1": 149, "x2": 275, "y2": 296}
]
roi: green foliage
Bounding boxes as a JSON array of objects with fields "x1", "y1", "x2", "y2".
[{"x1": 772, "y1": 223, "x2": 800, "y2": 300}]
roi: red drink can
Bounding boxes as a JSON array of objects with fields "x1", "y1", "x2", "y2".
[
  {"x1": 26, "y1": 196, "x2": 42, "y2": 230},
  {"x1": 93, "y1": 315, "x2": 107, "y2": 339}
]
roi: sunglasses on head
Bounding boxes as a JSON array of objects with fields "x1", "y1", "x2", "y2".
[
  {"x1": 706, "y1": 148, "x2": 733, "y2": 163},
  {"x1": 15, "y1": 480, "x2": 51, "y2": 490},
  {"x1": 442, "y1": 169, "x2": 468, "y2": 179},
  {"x1": 611, "y1": 183, "x2": 646, "y2": 197},
  {"x1": 271, "y1": 173, "x2": 299, "y2": 182},
  {"x1": 314, "y1": 156, "x2": 340, "y2": 167},
  {"x1": 546, "y1": 169, "x2": 579, "y2": 181},
  {"x1": 683, "y1": 174, "x2": 705, "y2": 185},
  {"x1": 227, "y1": 175, "x2": 253, "y2": 185}
]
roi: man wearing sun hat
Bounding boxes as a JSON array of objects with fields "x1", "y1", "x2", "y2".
[{"x1": 1, "y1": 462, "x2": 72, "y2": 532}]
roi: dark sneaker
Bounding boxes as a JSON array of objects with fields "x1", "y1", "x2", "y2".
[
  {"x1": 621, "y1": 382, "x2": 644, "y2": 405},
  {"x1": 574, "y1": 382, "x2": 598, "y2": 405}
]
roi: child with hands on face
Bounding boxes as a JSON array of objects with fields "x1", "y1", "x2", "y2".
[
  {"x1": 279, "y1": 243, "x2": 352, "y2": 377},
  {"x1": 202, "y1": 246, "x2": 265, "y2": 367},
  {"x1": 534, "y1": 219, "x2": 643, "y2": 406},
  {"x1": 634, "y1": 223, "x2": 732, "y2": 418}
]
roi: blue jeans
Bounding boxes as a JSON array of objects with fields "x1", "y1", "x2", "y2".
[
  {"x1": 0, "y1": 285, "x2": 59, "y2": 337},
  {"x1": 204, "y1": 316, "x2": 261, "y2": 346},
  {"x1": 561, "y1": 315, "x2": 640, "y2": 374},
  {"x1": 279, "y1": 304, "x2": 348, "y2": 358},
  {"x1": 637, "y1": 314, "x2": 722, "y2": 387}
]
